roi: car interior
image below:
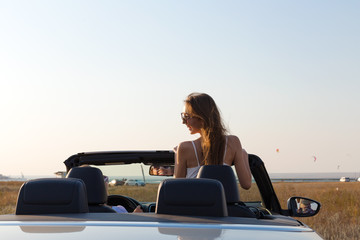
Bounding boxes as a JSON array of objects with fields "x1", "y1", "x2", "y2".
[
  {"x1": 11, "y1": 171, "x2": 304, "y2": 228},
  {"x1": 156, "y1": 178, "x2": 228, "y2": 217},
  {"x1": 16, "y1": 178, "x2": 89, "y2": 215},
  {"x1": 66, "y1": 166, "x2": 116, "y2": 213},
  {"x1": 4, "y1": 152, "x2": 318, "y2": 229}
]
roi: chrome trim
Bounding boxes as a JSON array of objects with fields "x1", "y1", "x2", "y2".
[{"x1": 0, "y1": 221, "x2": 314, "y2": 232}]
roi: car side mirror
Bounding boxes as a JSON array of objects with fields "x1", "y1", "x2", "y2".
[
  {"x1": 287, "y1": 197, "x2": 321, "y2": 217},
  {"x1": 149, "y1": 165, "x2": 174, "y2": 176}
]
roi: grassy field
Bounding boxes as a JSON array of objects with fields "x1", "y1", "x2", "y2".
[
  {"x1": 272, "y1": 182, "x2": 360, "y2": 240},
  {"x1": 1, "y1": 181, "x2": 359, "y2": 239},
  {"x1": 0, "y1": 181, "x2": 23, "y2": 214}
]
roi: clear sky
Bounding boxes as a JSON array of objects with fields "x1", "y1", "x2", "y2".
[{"x1": 1, "y1": 0, "x2": 359, "y2": 176}]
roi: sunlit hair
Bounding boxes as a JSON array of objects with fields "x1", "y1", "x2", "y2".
[{"x1": 185, "y1": 93, "x2": 227, "y2": 165}]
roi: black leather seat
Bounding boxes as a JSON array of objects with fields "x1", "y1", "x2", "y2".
[
  {"x1": 66, "y1": 166, "x2": 116, "y2": 213},
  {"x1": 197, "y1": 165, "x2": 256, "y2": 218},
  {"x1": 155, "y1": 178, "x2": 228, "y2": 217},
  {"x1": 16, "y1": 178, "x2": 89, "y2": 215}
]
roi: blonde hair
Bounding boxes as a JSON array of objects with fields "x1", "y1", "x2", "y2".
[{"x1": 185, "y1": 93, "x2": 227, "y2": 165}]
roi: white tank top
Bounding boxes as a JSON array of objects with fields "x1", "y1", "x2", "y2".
[{"x1": 186, "y1": 136, "x2": 228, "y2": 178}]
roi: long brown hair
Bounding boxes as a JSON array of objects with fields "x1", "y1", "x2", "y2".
[{"x1": 185, "y1": 93, "x2": 227, "y2": 165}]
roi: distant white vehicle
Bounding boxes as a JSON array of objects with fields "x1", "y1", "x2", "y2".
[
  {"x1": 357, "y1": 177, "x2": 360, "y2": 182},
  {"x1": 124, "y1": 179, "x2": 145, "y2": 186},
  {"x1": 340, "y1": 177, "x2": 350, "y2": 182},
  {"x1": 109, "y1": 179, "x2": 126, "y2": 186}
]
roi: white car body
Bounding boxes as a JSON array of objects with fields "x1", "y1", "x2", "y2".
[
  {"x1": 339, "y1": 177, "x2": 350, "y2": 182},
  {"x1": 0, "y1": 221, "x2": 322, "y2": 240},
  {"x1": 0, "y1": 151, "x2": 323, "y2": 239},
  {"x1": 125, "y1": 179, "x2": 145, "y2": 186}
]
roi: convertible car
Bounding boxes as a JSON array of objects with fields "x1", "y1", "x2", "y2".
[{"x1": 0, "y1": 151, "x2": 323, "y2": 239}]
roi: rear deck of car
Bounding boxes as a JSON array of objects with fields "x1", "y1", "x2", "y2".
[
  {"x1": 0, "y1": 212, "x2": 303, "y2": 227},
  {"x1": 0, "y1": 213, "x2": 321, "y2": 240}
]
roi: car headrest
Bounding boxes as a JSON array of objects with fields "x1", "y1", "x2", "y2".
[
  {"x1": 16, "y1": 178, "x2": 89, "y2": 215},
  {"x1": 197, "y1": 165, "x2": 240, "y2": 203},
  {"x1": 66, "y1": 166, "x2": 107, "y2": 205},
  {"x1": 155, "y1": 178, "x2": 228, "y2": 217}
]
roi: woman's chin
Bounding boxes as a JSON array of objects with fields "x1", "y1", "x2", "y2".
[
  {"x1": 188, "y1": 127, "x2": 200, "y2": 135},
  {"x1": 189, "y1": 130, "x2": 198, "y2": 135}
]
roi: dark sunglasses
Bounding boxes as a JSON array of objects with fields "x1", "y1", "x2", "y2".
[
  {"x1": 181, "y1": 112, "x2": 191, "y2": 122},
  {"x1": 181, "y1": 112, "x2": 200, "y2": 123}
]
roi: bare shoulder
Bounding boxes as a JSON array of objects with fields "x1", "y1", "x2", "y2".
[
  {"x1": 177, "y1": 141, "x2": 194, "y2": 154},
  {"x1": 227, "y1": 135, "x2": 241, "y2": 146},
  {"x1": 223, "y1": 135, "x2": 243, "y2": 166}
]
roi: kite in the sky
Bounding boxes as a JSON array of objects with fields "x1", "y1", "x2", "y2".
[
  {"x1": 276, "y1": 148, "x2": 279, "y2": 153},
  {"x1": 313, "y1": 156, "x2": 317, "y2": 162}
]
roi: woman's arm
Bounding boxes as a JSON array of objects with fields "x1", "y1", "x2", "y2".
[
  {"x1": 174, "y1": 142, "x2": 189, "y2": 178},
  {"x1": 232, "y1": 136, "x2": 252, "y2": 190}
]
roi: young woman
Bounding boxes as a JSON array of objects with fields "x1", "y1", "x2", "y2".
[{"x1": 174, "y1": 93, "x2": 252, "y2": 190}]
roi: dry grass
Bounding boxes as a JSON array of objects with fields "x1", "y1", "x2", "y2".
[
  {"x1": 273, "y1": 182, "x2": 360, "y2": 240},
  {"x1": 1, "y1": 181, "x2": 359, "y2": 239},
  {"x1": 108, "y1": 184, "x2": 159, "y2": 202},
  {"x1": 0, "y1": 181, "x2": 23, "y2": 214},
  {"x1": 239, "y1": 183, "x2": 262, "y2": 202}
]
